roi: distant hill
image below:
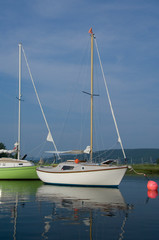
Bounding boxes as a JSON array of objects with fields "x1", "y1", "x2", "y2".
[
  {"x1": 91, "y1": 148, "x2": 159, "y2": 164},
  {"x1": 42, "y1": 148, "x2": 159, "y2": 164},
  {"x1": 101, "y1": 148, "x2": 159, "y2": 164},
  {"x1": 125, "y1": 149, "x2": 159, "y2": 164}
]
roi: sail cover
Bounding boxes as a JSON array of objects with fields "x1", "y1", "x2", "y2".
[
  {"x1": 0, "y1": 149, "x2": 15, "y2": 154},
  {"x1": 0, "y1": 142, "x2": 18, "y2": 154},
  {"x1": 46, "y1": 146, "x2": 90, "y2": 155}
]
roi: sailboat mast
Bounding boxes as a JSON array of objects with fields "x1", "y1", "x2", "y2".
[
  {"x1": 90, "y1": 29, "x2": 94, "y2": 161},
  {"x1": 18, "y1": 43, "x2": 22, "y2": 160}
]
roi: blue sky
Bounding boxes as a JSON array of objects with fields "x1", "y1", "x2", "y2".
[{"x1": 0, "y1": 0, "x2": 159, "y2": 158}]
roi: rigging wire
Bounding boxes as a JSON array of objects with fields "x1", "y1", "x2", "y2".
[
  {"x1": 21, "y1": 46, "x2": 60, "y2": 159},
  {"x1": 92, "y1": 141, "x2": 120, "y2": 162},
  {"x1": 57, "y1": 38, "x2": 90, "y2": 151},
  {"x1": 94, "y1": 38, "x2": 127, "y2": 161},
  {"x1": 27, "y1": 140, "x2": 47, "y2": 158}
]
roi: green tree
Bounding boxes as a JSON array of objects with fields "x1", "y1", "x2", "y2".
[
  {"x1": 0, "y1": 142, "x2": 7, "y2": 158},
  {"x1": 0, "y1": 142, "x2": 6, "y2": 150}
]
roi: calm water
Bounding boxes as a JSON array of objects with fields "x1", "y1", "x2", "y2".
[{"x1": 0, "y1": 176, "x2": 158, "y2": 240}]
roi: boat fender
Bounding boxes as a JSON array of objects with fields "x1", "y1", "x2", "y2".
[
  {"x1": 75, "y1": 159, "x2": 79, "y2": 164},
  {"x1": 147, "y1": 180, "x2": 158, "y2": 191}
]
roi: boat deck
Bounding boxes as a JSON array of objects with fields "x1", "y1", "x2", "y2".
[
  {"x1": 0, "y1": 158, "x2": 29, "y2": 163},
  {"x1": 38, "y1": 161, "x2": 127, "y2": 173}
]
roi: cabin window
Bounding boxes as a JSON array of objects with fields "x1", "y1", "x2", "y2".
[
  {"x1": 18, "y1": 163, "x2": 23, "y2": 165},
  {"x1": 82, "y1": 167, "x2": 84, "y2": 170},
  {"x1": 61, "y1": 166, "x2": 74, "y2": 170}
]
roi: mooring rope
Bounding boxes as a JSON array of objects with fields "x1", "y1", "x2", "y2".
[{"x1": 128, "y1": 165, "x2": 149, "y2": 180}]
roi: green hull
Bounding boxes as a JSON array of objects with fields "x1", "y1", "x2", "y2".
[{"x1": 0, "y1": 165, "x2": 39, "y2": 180}]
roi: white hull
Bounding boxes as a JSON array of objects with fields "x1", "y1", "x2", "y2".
[{"x1": 37, "y1": 163, "x2": 127, "y2": 187}]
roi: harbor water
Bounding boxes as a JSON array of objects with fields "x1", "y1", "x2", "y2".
[{"x1": 0, "y1": 176, "x2": 158, "y2": 239}]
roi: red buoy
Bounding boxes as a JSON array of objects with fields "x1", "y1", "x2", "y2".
[
  {"x1": 75, "y1": 159, "x2": 79, "y2": 164},
  {"x1": 147, "y1": 180, "x2": 158, "y2": 191},
  {"x1": 147, "y1": 190, "x2": 158, "y2": 199}
]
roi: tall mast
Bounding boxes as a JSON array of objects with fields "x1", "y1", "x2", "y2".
[
  {"x1": 89, "y1": 28, "x2": 94, "y2": 161},
  {"x1": 18, "y1": 43, "x2": 22, "y2": 160}
]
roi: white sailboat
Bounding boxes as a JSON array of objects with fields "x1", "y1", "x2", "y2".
[{"x1": 36, "y1": 28, "x2": 128, "y2": 187}]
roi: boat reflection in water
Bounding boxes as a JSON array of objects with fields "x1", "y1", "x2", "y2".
[
  {"x1": 36, "y1": 185, "x2": 127, "y2": 211},
  {"x1": 0, "y1": 181, "x2": 133, "y2": 240},
  {"x1": 36, "y1": 185, "x2": 133, "y2": 239},
  {"x1": 0, "y1": 181, "x2": 42, "y2": 240}
]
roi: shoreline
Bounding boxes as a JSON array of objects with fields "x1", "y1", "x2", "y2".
[{"x1": 126, "y1": 164, "x2": 159, "y2": 176}]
